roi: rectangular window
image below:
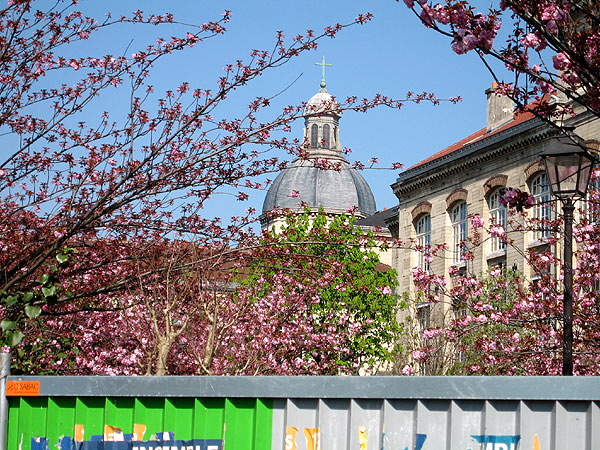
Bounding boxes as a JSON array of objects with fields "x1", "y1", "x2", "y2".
[
  {"x1": 531, "y1": 173, "x2": 552, "y2": 241},
  {"x1": 417, "y1": 302, "x2": 431, "y2": 331},
  {"x1": 451, "y1": 202, "x2": 468, "y2": 264},
  {"x1": 415, "y1": 214, "x2": 431, "y2": 272},
  {"x1": 587, "y1": 170, "x2": 600, "y2": 224},
  {"x1": 488, "y1": 190, "x2": 507, "y2": 253}
]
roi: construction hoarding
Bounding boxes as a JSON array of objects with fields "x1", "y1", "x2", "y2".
[{"x1": 6, "y1": 376, "x2": 600, "y2": 450}]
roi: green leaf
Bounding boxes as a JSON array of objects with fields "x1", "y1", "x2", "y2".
[
  {"x1": 22, "y1": 291, "x2": 35, "y2": 303},
  {"x1": 3, "y1": 295, "x2": 18, "y2": 305},
  {"x1": 25, "y1": 305, "x2": 42, "y2": 319},
  {"x1": 8, "y1": 331, "x2": 24, "y2": 347},
  {"x1": 41, "y1": 286, "x2": 57, "y2": 298},
  {"x1": 1, "y1": 320, "x2": 16, "y2": 331},
  {"x1": 56, "y1": 253, "x2": 69, "y2": 264},
  {"x1": 39, "y1": 273, "x2": 51, "y2": 285}
]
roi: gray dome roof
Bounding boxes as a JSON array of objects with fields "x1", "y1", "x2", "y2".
[{"x1": 262, "y1": 158, "x2": 377, "y2": 216}]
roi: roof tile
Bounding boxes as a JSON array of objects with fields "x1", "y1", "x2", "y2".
[{"x1": 409, "y1": 110, "x2": 537, "y2": 169}]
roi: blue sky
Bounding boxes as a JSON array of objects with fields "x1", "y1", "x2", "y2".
[{"x1": 75, "y1": 0, "x2": 504, "y2": 221}]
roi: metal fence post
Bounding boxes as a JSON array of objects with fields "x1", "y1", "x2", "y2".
[{"x1": 0, "y1": 352, "x2": 11, "y2": 450}]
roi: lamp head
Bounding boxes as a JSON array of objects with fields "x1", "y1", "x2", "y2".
[{"x1": 540, "y1": 130, "x2": 596, "y2": 200}]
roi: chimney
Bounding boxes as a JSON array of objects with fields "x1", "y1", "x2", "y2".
[{"x1": 486, "y1": 82, "x2": 514, "y2": 132}]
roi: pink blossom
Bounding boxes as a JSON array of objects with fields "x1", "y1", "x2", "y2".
[
  {"x1": 69, "y1": 59, "x2": 81, "y2": 70},
  {"x1": 411, "y1": 350, "x2": 427, "y2": 360},
  {"x1": 422, "y1": 328, "x2": 440, "y2": 340},
  {"x1": 489, "y1": 226, "x2": 505, "y2": 237},
  {"x1": 489, "y1": 267, "x2": 502, "y2": 277},
  {"x1": 470, "y1": 215, "x2": 484, "y2": 229},
  {"x1": 401, "y1": 364, "x2": 415, "y2": 375},
  {"x1": 521, "y1": 33, "x2": 546, "y2": 51},
  {"x1": 553, "y1": 52, "x2": 571, "y2": 71}
]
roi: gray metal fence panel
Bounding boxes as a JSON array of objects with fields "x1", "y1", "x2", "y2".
[{"x1": 7, "y1": 375, "x2": 600, "y2": 449}]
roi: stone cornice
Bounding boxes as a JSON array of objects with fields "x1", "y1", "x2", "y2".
[{"x1": 392, "y1": 117, "x2": 550, "y2": 198}]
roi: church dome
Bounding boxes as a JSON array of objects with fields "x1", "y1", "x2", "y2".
[
  {"x1": 261, "y1": 158, "x2": 376, "y2": 217},
  {"x1": 262, "y1": 77, "x2": 376, "y2": 220}
]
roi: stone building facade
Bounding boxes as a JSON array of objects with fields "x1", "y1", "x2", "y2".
[{"x1": 390, "y1": 86, "x2": 600, "y2": 360}]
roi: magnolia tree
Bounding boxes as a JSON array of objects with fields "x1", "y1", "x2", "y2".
[
  {"x1": 398, "y1": 183, "x2": 600, "y2": 375},
  {"x1": 401, "y1": 0, "x2": 600, "y2": 120},
  {"x1": 14, "y1": 211, "x2": 400, "y2": 375},
  {"x1": 0, "y1": 0, "x2": 457, "y2": 361}
]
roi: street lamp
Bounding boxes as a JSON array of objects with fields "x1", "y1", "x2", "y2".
[{"x1": 540, "y1": 130, "x2": 596, "y2": 376}]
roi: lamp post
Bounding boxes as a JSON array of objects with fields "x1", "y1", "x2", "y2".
[{"x1": 540, "y1": 130, "x2": 596, "y2": 376}]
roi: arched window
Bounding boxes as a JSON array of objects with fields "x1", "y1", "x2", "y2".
[
  {"x1": 530, "y1": 172, "x2": 552, "y2": 240},
  {"x1": 450, "y1": 201, "x2": 468, "y2": 264},
  {"x1": 488, "y1": 189, "x2": 507, "y2": 253},
  {"x1": 322, "y1": 124, "x2": 330, "y2": 149},
  {"x1": 415, "y1": 214, "x2": 431, "y2": 272},
  {"x1": 310, "y1": 124, "x2": 318, "y2": 148}
]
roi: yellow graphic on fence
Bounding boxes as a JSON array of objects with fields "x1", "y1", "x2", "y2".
[
  {"x1": 285, "y1": 426, "x2": 299, "y2": 450},
  {"x1": 358, "y1": 426, "x2": 368, "y2": 450},
  {"x1": 533, "y1": 434, "x2": 540, "y2": 450},
  {"x1": 303, "y1": 428, "x2": 321, "y2": 450},
  {"x1": 133, "y1": 424, "x2": 147, "y2": 441},
  {"x1": 74, "y1": 424, "x2": 84, "y2": 442},
  {"x1": 103, "y1": 425, "x2": 124, "y2": 442}
]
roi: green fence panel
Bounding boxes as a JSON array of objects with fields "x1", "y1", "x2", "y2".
[
  {"x1": 253, "y1": 398, "x2": 274, "y2": 450},
  {"x1": 47, "y1": 397, "x2": 77, "y2": 442},
  {"x1": 9, "y1": 397, "x2": 49, "y2": 447},
  {"x1": 104, "y1": 397, "x2": 135, "y2": 432},
  {"x1": 223, "y1": 398, "x2": 273, "y2": 450},
  {"x1": 7, "y1": 394, "x2": 274, "y2": 450},
  {"x1": 163, "y1": 398, "x2": 194, "y2": 440},
  {"x1": 131, "y1": 397, "x2": 164, "y2": 440},
  {"x1": 193, "y1": 398, "x2": 225, "y2": 440},
  {"x1": 74, "y1": 397, "x2": 106, "y2": 437}
]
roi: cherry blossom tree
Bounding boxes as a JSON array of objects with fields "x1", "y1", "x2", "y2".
[
  {"x1": 401, "y1": 0, "x2": 600, "y2": 120},
  {"x1": 0, "y1": 1, "x2": 453, "y2": 356},
  {"x1": 398, "y1": 180, "x2": 600, "y2": 375},
  {"x1": 228, "y1": 210, "x2": 401, "y2": 375},
  {"x1": 13, "y1": 211, "x2": 400, "y2": 375}
]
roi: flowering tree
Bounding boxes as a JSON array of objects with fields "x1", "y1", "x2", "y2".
[
  {"x1": 401, "y1": 0, "x2": 600, "y2": 120},
  {"x1": 0, "y1": 0, "x2": 454, "y2": 356},
  {"x1": 398, "y1": 183, "x2": 600, "y2": 375},
  {"x1": 231, "y1": 210, "x2": 401, "y2": 374},
  {"x1": 13, "y1": 211, "x2": 400, "y2": 375}
]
